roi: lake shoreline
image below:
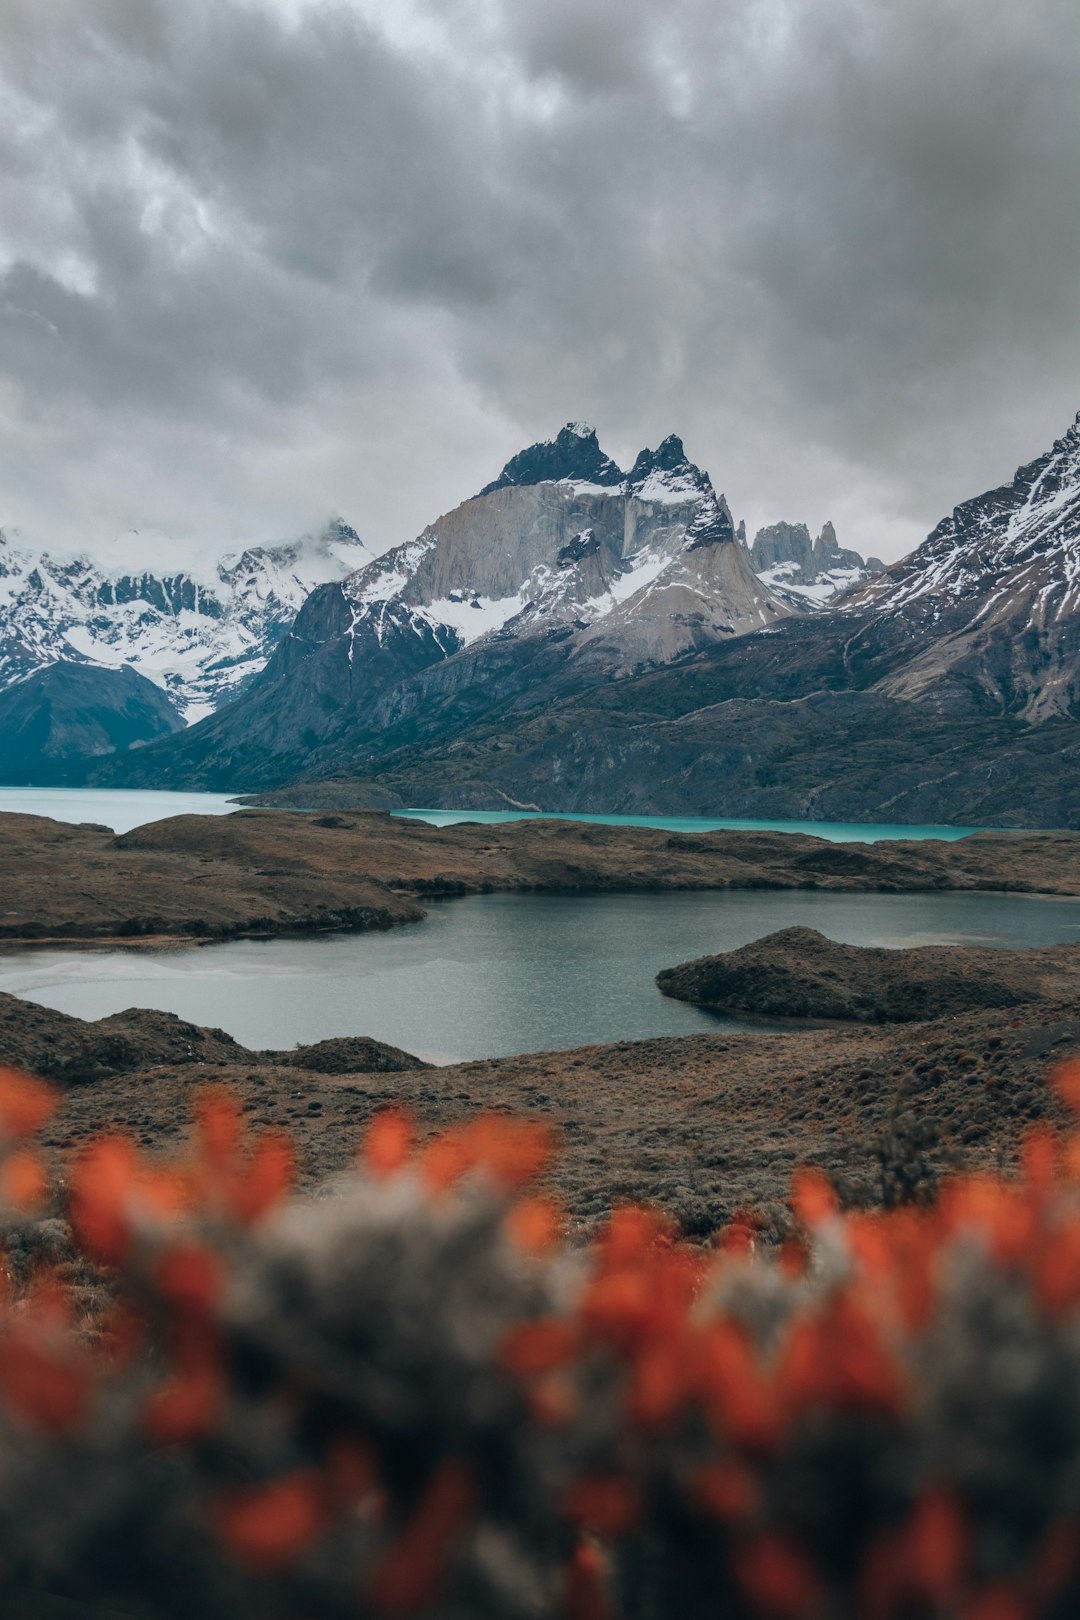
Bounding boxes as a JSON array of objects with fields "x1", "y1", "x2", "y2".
[
  {"x1": 5, "y1": 806, "x2": 1080, "y2": 955},
  {"x1": 13, "y1": 990, "x2": 1079, "y2": 1234}
]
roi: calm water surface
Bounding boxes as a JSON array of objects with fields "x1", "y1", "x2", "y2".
[
  {"x1": 3, "y1": 888, "x2": 1079, "y2": 1065},
  {"x1": 0, "y1": 787, "x2": 986, "y2": 842},
  {"x1": 0, "y1": 787, "x2": 240, "y2": 833}
]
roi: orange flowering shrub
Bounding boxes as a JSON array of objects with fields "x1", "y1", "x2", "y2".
[{"x1": 3, "y1": 1059, "x2": 1080, "y2": 1616}]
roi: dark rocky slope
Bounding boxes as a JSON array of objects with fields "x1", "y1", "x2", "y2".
[
  {"x1": 0, "y1": 661, "x2": 182, "y2": 784},
  {"x1": 0, "y1": 992, "x2": 426, "y2": 1086},
  {"x1": 119, "y1": 411, "x2": 1080, "y2": 827},
  {"x1": 657, "y1": 926, "x2": 1080, "y2": 1021}
]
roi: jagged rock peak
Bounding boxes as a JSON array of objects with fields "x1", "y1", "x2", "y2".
[
  {"x1": 477, "y1": 422, "x2": 625, "y2": 498},
  {"x1": 625, "y1": 435, "x2": 712, "y2": 502},
  {"x1": 684, "y1": 494, "x2": 736, "y2": 551},
  {"x1": 627, "y1": 433, "x2": 686, "y2": 480}
]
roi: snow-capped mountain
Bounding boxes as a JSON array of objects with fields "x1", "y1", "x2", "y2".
[
  {"x1": 748, "y1": 520, "x2": 884, "y2": 608},
  {"x1": 0, "y1": 519, "x2": 373, "y2": 722},
  {"x1": 98, "y1": 424, "x2": 794, "y2": 788},
  {"x1": 339, "y1": 423, "x2": 789, "y2": 676},
  {"x1": 840, "y1": 409, "x2": 1080, "y2": 718}
]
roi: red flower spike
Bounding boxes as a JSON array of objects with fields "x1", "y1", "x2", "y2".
[
  {"x1": 627, "y1": 1339, "x2": 690, "y2": 1428},
  {"x1": 735, "y1": 1532, "x2": 823, "y2": 1618},
  {"x1": 717, "y1": 1216, "x2": 757, "y2": 1257},
  {"x1": 690, "y1": 1461, "x2": 760, "y2": 1521},
  {"x1": 0, "y1": 1147, "x2": 48, "y2": 1211},
  {"x1": 142, "y1": 1363, "x2": 223, "y2": 1446},
  {"x1": 908, "y1": 1486, "x2": 969, "y2": 1603},
  {"x1": 694, "y1": 1320, "x2": 780, "y2": 1450},
  {"x1": 194, "y1": 1088, "x2": 244, "y2": 1170},
  {"x1": 791, "y1": 1166, "x2": 838, "y2": 1226},
  {"x1": 1019, "y1": 1126, "x2": 1059, "y2": 1196},
  {"x1": 1032, "y1": 1218, "x2": 1080, "y2": 1316},
  {"x1": 363, "y1": 1108, "x2": 415, "y2": 1178},
  {"x1": 154, "y1": 1244, "x2": 224, "y2": 1315},
  {"x1": 565, "y1": 1539, "x2": 616, "y2": 1620},
  {"x1": 419, "y1": 1129, "x2": 474, "y2": 1194},
  {"x1": 499, "y1": 1318, "x2": 581, "y2": 1375},
  {"x1": 779, "y1": 1235, "x2": 809, "y2": 1280},
  {"x1": 599, "y1": 1206, "x2": 672, "y2": 1265},
  {"x1": 216, "y1": 1470, "x2": 330, "y2": 1572},
  {"x1": 0, "y1": 1067, "x2": 58, "y2": 1144},
  {"x1": 0, "y1": 1334, "x2": 89, "y2": 1433},
  {"x1": 505, "y1": 1194, "x2": 562, "y2": 1254},
  {"x1": 229, "y1": 1129, "x2": 295, "y2": 1223},
  {"x1": 68, "y1": 1135, "x2": 142, "y2": 1265},
  {"x1": 580, "y1": 1268, "x2": 657, "y2": 1351},
  {"x1": 365, "y1": 1461, "x2": 476, "y2": 1615},
  {"x1": 563, "y1": 1476, "x2": 641, "y2": 1538},
  {"x1": 778, "y1": 1296, "x2": 906, "y2": 1418},
  {"x1": 1050, "y1": 1056, "x2": 1080, "y2": 1112},
  {"x1": 528, "y1": 1371, "x2": 580, "y2": 1427}
]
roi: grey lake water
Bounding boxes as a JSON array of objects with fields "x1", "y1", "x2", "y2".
[
  {"x1": 4, "y1": 888, "x2": 1080, "y2": 1066},
  {"x1": 0, "y1": 788, "x2": 1071, "y2": 1064}
]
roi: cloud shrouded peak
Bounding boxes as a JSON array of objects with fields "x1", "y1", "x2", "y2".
[{"x1": 1, "y1": 0, "x2": 1078, "y2": 567}]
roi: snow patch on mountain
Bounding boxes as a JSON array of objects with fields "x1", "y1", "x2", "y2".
[{"x1": 0, "y1": 519, "x2": 373, "y2": 721}]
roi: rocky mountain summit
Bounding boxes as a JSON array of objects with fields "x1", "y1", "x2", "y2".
[
  {"x1": 215, "y1": 408, "x2": 1080, "y2": 828},
  {"x1": 99, "y1": 425, "x2": 801, "y2": 786},
  {"x1": 748, "y1": 520, "x2": 884, "y2": 607},
  {"x1": 0, "y1": 518, "x2": 372, "y2": 722},
  {"x1": 339, "y1": 423, "x2": 785, "y2": 667},
  {"x1": 73, "y1": 406, "x2": 1080, "y2": 826},
  {"x1": 838, "y1": 409, "x2": 1080, "y2": 718}
]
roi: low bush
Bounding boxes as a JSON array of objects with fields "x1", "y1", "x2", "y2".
[{"x1": 3, "y1": 1058, "x2": 1080, "y2": 1618}]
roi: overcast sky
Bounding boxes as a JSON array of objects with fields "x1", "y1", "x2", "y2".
[{"x1": 2, "y1": 0, "x2": 1078, "y2": 568}]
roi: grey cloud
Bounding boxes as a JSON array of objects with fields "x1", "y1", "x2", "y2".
[{"x1": 0, "y1": 0, "x2": 1078, "y2": 565}]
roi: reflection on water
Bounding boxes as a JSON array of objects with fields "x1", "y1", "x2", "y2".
[{"x1": 2, "y1": 887, "x2": 1079, "y2": 1065}]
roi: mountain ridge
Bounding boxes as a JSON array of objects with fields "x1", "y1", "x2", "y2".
[{"x1": 0, "y1": 518, "x2": 373, "y2": 722}]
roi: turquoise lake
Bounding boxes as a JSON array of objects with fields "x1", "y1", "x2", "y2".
[{"x1": 0, "y1": 786, "x2": 982, "y2": 842}]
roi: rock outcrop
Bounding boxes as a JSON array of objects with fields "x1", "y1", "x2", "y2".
[
  {"x1": 749, "y1": 520, "x2": 884, "y2": 606},
  {"x1": 0, "y1": 991, "x2": 427, "y2": 1085},
  {"x1": 656, "y1": 925, "x2": 1080, "y2": 1021}
]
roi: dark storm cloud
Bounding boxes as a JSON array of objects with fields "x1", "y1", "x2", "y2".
[{"x1": 1, "y1": 0, "x2": 1077, "y2": 562}]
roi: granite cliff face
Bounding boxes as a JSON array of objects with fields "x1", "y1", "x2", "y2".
[
  {"x1": 99, "y1": 409, "x2": 1080, "y2": 826},
  {"x1": 749, "y1": 520, "x2": 884, "y2": 607},
  {"x1": 238, "y1": 411, "x2": 1080, "y2": 828},
  {"x1": 100, "y1": 425, "x2": 792, "y2": 787}
]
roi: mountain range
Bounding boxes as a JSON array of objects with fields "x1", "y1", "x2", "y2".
[
  {"x1": 0, "y1": 519, "x2": 372, "y2": 723},
  {"x1": 5, "y1": 410, "x2": 1080, "y2": 827}
]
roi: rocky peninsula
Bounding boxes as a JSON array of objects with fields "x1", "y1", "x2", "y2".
[
  {"x1": 5, "y1": 808, "x2": 1080, "y2": 949},
  {"x1": 657, "y1": 926, "x2": 1080, "y2": 1022}
]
